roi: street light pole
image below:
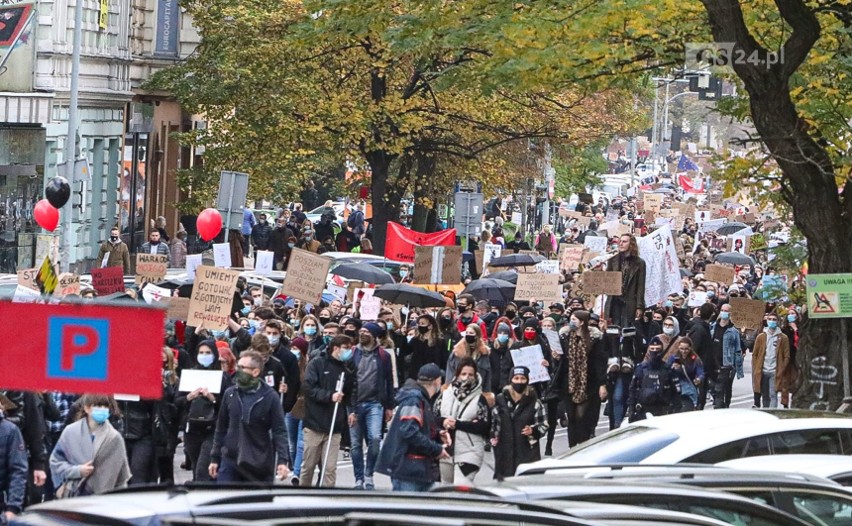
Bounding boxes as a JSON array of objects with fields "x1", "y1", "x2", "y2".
[{"x1": 61, "y1": 0, "x2": 83, "y2": 273}]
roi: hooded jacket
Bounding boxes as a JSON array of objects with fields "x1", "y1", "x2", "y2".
[
  {"x1": 446, "y1": 339, "x2": 491, "y2": 392},
  {"x1": 175, "y1": 340, "x2": 232, "y2": 434},
  {"x1": 435, "y1": 374, "x2": 491, "y2": 468}
]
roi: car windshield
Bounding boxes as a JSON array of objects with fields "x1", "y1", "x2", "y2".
[{"x1": 556, "y1": 426, "x2": 680, "y2": 463}]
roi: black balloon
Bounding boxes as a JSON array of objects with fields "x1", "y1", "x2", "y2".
[{"x1": 45, "y1": 176, "x2": 71, "y2": 208}]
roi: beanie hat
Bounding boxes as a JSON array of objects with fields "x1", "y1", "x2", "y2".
[
  {"x1": 497, "y1": 322, "x2": 512, "y2": 334},
  {"x1": 511, "y1": 366, "x2": 530, "y2": 379},
  {"x1": 362, "y1": 322, "x2": 382, "y2": 339},
  {"x1": 291, "y1": 336, "x2": 309, "y2": 354},
  {"x1": 648, "y1": 335, "x2": 665, "y2": 348}
]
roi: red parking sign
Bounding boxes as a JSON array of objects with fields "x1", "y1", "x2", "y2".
[{"x1": 0, "y1": 301, "x2": 166, "y2": 398}]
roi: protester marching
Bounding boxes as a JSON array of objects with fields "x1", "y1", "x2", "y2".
[{"x1": 0, "y1": 178, "x2": 813, "y2": 515}]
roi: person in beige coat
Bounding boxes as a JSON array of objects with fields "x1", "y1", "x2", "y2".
[
  {"x1": 95, "y1": 226, "x2": 131, "y2": 273},
  {"x1": 751, "y1": 313, "x2": 792, "y2": 408}
]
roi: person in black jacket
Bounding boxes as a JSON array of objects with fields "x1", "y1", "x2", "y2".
[
  {"x1": 250, "y1": 213, "x2": 274, "y2": 257},
  {"x1": 176, "y1": 340, "x2": 232, "y2": 482},
  {"x1": 0, "y1": 399, "x2": 27, "y2": 520},
  {"x1": 209, "y1": 350, "x2": 290, "y2": 483},
  {"x1": 0, "y1": 391, "x2": 47, "y2": 498},
  {"x1": 686, "y1": 303, "x2": 716, "y2": 410},
  {"x1": 403, "y1": 315, "x2": 447, "y2": 381},
  {"x1": 299, "y1": 335, "x2": 356, "y2": 487},
  {"x1": 250, "y1": 331, "x2": 301, "y2": 414}
]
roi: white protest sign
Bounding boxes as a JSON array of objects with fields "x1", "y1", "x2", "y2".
[
  {"x1": 510, "y1": 345, "x2": 550, "y2": 384},
  {"x1": 213, "y1": 243, "x2": 232, "y2": 268},
  {"x1": 511, "y1": 211, "x2": 522, "y2": 224},
  {"x1": 178, "y1": 369, "x2": 224, "y2": 393},
  {"x1": 688, "y1": 290, "x2": 708, "y2": 307},
  {"x1": 355, "y1": 287, "x2": 382, "y2": 320},
  {"x1": 535, "y1": 260, "x2": 560, "y2": 275},
  {"x1": 483, "y1": 243, "x2": 502, "y2": 268},
  {"x1": 697, "y1": 218, "x2": 727, "y2": 233},
  {"x1": 583, "y1": 236, "x2": 608, "y2": 254},
  {"x1": 142, "y1": 283, "x2": 172, "y2": 304},
  {"x1": 638, "y1": 224, "x2": 682, "y2": 307},
  {"x1": 186, "y1": 254, "x2": 203, "y2": 280},
  {"x1": 255, "y1": 250, "x2": 274, "y2": 276},
  {"x1": 12, "y1": 285, "x2": 40, "y2": 303},
  {"x1": 326, "y1": 283, "x2": 347, "y2": 303},
  {"x1": 543, "y1": 330, "x2": 563, "y2": 355}
]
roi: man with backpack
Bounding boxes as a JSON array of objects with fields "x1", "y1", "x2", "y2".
[
  {"x1": 347, "y1": 203, "x2": 366, "y2": 239},
  {"x1": 315, "y1": 201, "x2": 337, "y2": 245}
]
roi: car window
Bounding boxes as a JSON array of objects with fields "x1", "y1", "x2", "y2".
[
  {"x1": 559, "y1": 426, "x2": 680, "y2": 463},
  {"x1": 682, "y1": 435, "x2": 771, "y2": 464},
  {"x1": 576, "y1": 497, "x2": 780, "y2": 526},
  {"x1": 790, "y1": 491, "x2": 852, "y2": 526},
  {"x1": 770, "y1": 429, "x2": 843, "y2": 455}
]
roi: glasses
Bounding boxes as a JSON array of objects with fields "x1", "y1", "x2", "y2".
[{"x1": 663, "y1": 323, "x2": 675, "y2": 328}]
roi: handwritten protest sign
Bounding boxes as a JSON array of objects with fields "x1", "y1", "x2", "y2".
[
  {"x1": 159, "y1": 297, "x2": 190, "y2": 320},
  {"x1": 187, "y1": 266, "x2": 241, "y2": 330},
  {"x1": 355, "y1": 288, "x2": 382, "y2": 320},
  {"x1": 136, "y1": 253, "x2": 168, "y2": 285},
  {"x1": 281, "y1": 248, "x2": 331, "y2": 304},
  {"x1": 186, "y1": 254, "x2": 202, "y2": 280},
  {"x1": 17, "y1": 268, "x2": 38, "y2": 291},
  {"x1": 91, "y1": 266, "x2": 125, "y2": 295},
  {"x1": 559, "y1": 244, "x2": 585, "y2": 272},
  {"x1": 12, "y1": 285, "x2": 40, "y2": 303},
  {"x1": 704, "y1": 264, "x2": 736, "y2": 285},
  {"x1": 581, "y1": 271, "x2": 623, "y2": 296},
  {"x1": 142, "y1": 283, "x2": 172, "y2": 304},
  {"x1": 729, "y1": 297, "x2": 767, "y2": 331},
  {"x1": 414, "y1": 245, "x2": 463, "y2": 284},
  {"x1": 510, "y1": 345, "x2": 550, "y2": 383},
  {"x1": 55, "y1": 273, "x2": 81, "y2": 298},
  {"x1": 583, "y1": 236, "x2": 608, "y2": 254},
  {"x1": 697, "y1": 218, "x2": 727, "y2": 233},
  {"x1": 644, "y1": 194, "x2": 663, "y2": 212},
  {"x1": 688, "y1": 290, "x2": 707, "y2": 307},
  {"x1": 638, "y1": 224, "x2": 682, "y2": 307},
  {"x1": 255, "y1": 251, "x2": 274, "y2": 276},
  {"x1": 515, "y1": 273, "x2": 562, "y2": 304},
  {"x1": 483, "y1": 244, "x2": 502, "y2": 269},
  {"x1": 535, "y1": 260, "x2": 560, "y2": 275},
  {"x1": 213, "y1": 243, "x2": 232, "y2": 268}
]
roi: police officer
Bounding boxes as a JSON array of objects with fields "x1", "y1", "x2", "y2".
[{"x1": 626, "y1": 337, "x2": 681, "y2": 422}]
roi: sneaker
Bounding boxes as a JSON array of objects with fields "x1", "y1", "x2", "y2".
[
  {"x1": 290, "y1": 475, "x2": 300, "y2": 486},
  {"x1": 354, "y1": 480, "x2": 364, "y2": 490},
  {"x1": 365, "y1": 477, "x2": 375, "y2": 490}
]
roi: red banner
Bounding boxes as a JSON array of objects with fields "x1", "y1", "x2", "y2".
[
  {"x1": 91, "y1": 266, "x2": 125, "y2": 296},
  {"x1": 0, "y1": 301, "x2": 166, "y2": 398},
  {"x1": 385, "y1": 222, "x2": 457, "y2": 262},
  {"x1": 678, "y1": 174, "x2": 705, "y2": 194}
]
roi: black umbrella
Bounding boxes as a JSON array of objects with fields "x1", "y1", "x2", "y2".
[
  {"x1": 372, "y1": 283, "x2": 447, "y2": 308},
  {"x1": 331, "y1": 263, "x2": 394, "y2": 285},
  {"x1": 715, "y1": 222, "x2": 751, "y2": 236},
  {"x1": 714, "y1": 251, "x2": 755, "y2": 266},
  {"x1": 487, "y1": 270, "x2": 519, "y2": 284},
  {"x1": 462, "y1": 278, "x2": 516, "y2": 303},
  {"x1": 489, "y1": 253, "x2": 545, "y2": 267}
]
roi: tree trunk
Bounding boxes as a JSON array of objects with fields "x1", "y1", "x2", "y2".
[
  {"x1": 700, "y1": 0, "x2": 852, "y2": 409},
  {"x1": 366, "y1": 151, "x2": 400, "y2": 256},
  {"x1": 410, "y1": 153, "x2": 435, "y2": 232}
]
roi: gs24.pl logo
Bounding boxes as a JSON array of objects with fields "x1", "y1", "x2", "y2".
[{"x1": 685, "y1": 42, "x2": 784, "y2": 70}]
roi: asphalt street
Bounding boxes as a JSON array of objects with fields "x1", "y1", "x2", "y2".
[{"x1": 174, "y1": 355, "x2": 757, "y2": 489}]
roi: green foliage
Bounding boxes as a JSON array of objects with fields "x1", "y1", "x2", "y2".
[{"x1": 553, "y1": 142, "x2": 609, "y2": 198}]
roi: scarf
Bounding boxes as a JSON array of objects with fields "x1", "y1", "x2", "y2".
[
  {"x1": 51, "y1": 419, "x2": 131, "y2": 495},
  {"x1": 452, "y1": 377, "x2": 476, "y2": 401},
  {"x1": 567, "y1": 333, "x2": 589, "y2": 404}
]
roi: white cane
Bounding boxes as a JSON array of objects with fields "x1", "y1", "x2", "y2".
[{"x1": 319, "y1": 372, "x2": 345, "y2": 488}]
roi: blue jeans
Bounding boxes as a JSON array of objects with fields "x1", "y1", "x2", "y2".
[
  {"x1": 285, "y1": 414, "x2": 304, "y2": 476},
  {"x1": 216, "y1": 457, "x2": 273, "y2": 483},
  {"x1": 392, "y1": 478, "x2": 433, "y2": 492},
  {"x1": 608, "y1": 374, "x2": 631, "y2": 430},
  {"x1": 349, "y1": 401, "x2": 384, "y2": 483}
]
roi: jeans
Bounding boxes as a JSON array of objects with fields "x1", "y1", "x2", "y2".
[
  {"x1": 391, "y1": 478, "x2": 433, "y2": 492},
  {"x1": 607, "y1": 374, "x2": 631, "y2": 430},
  {"x1": 216, "y1": 457, "x2": 274, "y2": 484},
  {"x1": 349, "y1": 401, "x2": 384, "y2": 483},
  {"x1": 761, "y1": 371, "x2": 778, "y2": 408},
  {"x1": 125, "y1": 437, "x2": 155, "y2": 485},
  {"x1": 285, "y1": 414, "x2": 304, "y2": 476}
]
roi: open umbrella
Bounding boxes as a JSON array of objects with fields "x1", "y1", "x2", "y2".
[
  {"x1": 715, "y1": 222, "x2": 752, "y2": 236},
  {"x1": 714, "y1": 251, "x2": 755, "y2": 266},
  {"x1": 462, "y1": 278, "x2": 516, "y2": 303},
  {"x1": 331, "y1": 263, "x2": 394, "y2": 285},
  {"x1": 487, "y1": 270, "x2": 519, "y2": 284},
  {"x1": 372, "y1": 283, "x2": 446, "y2": 308},
  {"x1": 488, "y1": 253, "x2": 545, "y2": 268}
]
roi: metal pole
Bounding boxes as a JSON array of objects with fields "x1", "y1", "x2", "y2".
[
  {"x1": 650, "y1": 82, "x2": 659, "y2": 166},
  {"x1": 61, "y1": 0, "x2": 84, "y2": 273},
  {"x1": 842, "y1": 319, "x2": 850, "y2": 399},
  {"x1": 319, "y1": 372, "x2": 345, "y2": 487}
]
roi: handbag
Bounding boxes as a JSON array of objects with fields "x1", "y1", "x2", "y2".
[
  {"x1": 55, "y1": 476, "x2": 89, "y2": 499},
  {"x1": 187, "y1": 397, "x2": 216, "y2": 424}
]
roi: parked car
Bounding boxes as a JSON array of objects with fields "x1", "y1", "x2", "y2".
[
  {"x1": 305, "y1": 201, "x2": 348, "y2": 226},
  {"x1": 434, "y1": 478, "x2": 809, "y2": 526},
  {"x1": 322, "y1": 252, "x2": 407, "y2": 281},
  {"x1": 718, "y1": 454, "x2": 852, "y2": 486},
  {"x1": 517, "y1": 409, "x2": 852, "y2": 475}
]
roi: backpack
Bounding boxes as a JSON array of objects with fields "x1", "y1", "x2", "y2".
[
  {"x1": 347, "y1": 211, "x2": 358, "y2": 228},
  {"x1": 187, "y1": 396, "x2": 216, "y2": 425},
  {"x1": 320, "y1": 209, "x2": 335, "y2": 227}
]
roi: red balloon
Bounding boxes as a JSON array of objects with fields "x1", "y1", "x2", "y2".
[
  {"x1": 197, "y1": 208, "x2": 223, "y2": 241},
  {"x1": 34, "y1": 199, "x2": 59, "y2": 232}
]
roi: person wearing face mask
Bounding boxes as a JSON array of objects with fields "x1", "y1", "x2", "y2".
[
  {"x1": 341, "y1": 318, "x2": 362, "y2": 342},
  {"x1": 209, "y1": 351, "x2": 291, "y2": 483},
  {"x1": 490, "y1": 366, "x2": 548, "y2": 481},
  {"x1": 510, "y1": 319, "x2": 552, "y2": 387},
  {"x1": 454, "y1": 295, "x2": 488, "y2": 338},
  {"x1": 310, "y1": 322, "x2": 339, "y2": 360},
  {"x1": 300, "y1": 335, "x2": 357, "y2": 487},
  {"x1": 708, "y1": 304, "x2": 745, "y2": 409},
  {"x1": 141, "y1": 230, "x2": 171, "y2": 262},
  {"x1": 176, "y1": 341, "x2": 231, "y2": 482},
  {"x1": 752, "y1": 313, "x2": 792, "y2": 409},
  {"x1": 250, "y1": 213, "x2": 274, "y2": 257},
  {"x1": 297, "y1": 223, "x2": 322, "y2": 253},
  {"x1": 298, "y1": 314, "x2": 323, "y2": 357},
  {"x1": 50, "y1": 394, "x2": 130, "y2": 497},
  {"x1": 282, "y1": 337, "x2": 309, "y2": 485},
  {"x1": 488, "y1": 320, "x2": 517, "y2": 394},
  {"x1": 403, "y1": 315, "x2": 446, "y2": 382},
  {"x1": 780, "y1": 309, "x2": 801, "y2": 408},
  {"x1": 433, "y1": 359, "x2": 492, "y2": 484},
  {"x1": 503, "y1": 303, "x2": 519, "y2": 323},
  {"x1": 685, "y1": 303, "x2": 716, "y2": 410},
  {"x1": 96, "y1": 226, "x2": 131, "y2": 273},
  {"x1": 270, "y1": 217, "x2": 295, "y2": 271},
  {"x1": 447, "y1": 324, "x2": 492, "y2": 393},
  {"x1": 243, "y1": 327, "x2": 300, "y2": 414},
  {"x1": 626, "y1": 338, "x2": 681, "y2": 422},
  {"x1": 666, "y1": 337, "x2": 705, "y2": 412},
  {"x1": 435, "y1": 307, "x2": 461, "y2": 352},
  {"x1": 659, "y1": 316, "x2": 687, "y2": 361}
]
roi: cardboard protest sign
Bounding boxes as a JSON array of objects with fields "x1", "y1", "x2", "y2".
[
  {"x1": 644, "y1": 194, "x2": 663, "y2": 212},
  {"x1": 17, "y1": 268, "x2": 38, "y2": 291},
  {"x1": 727, "y1": 235, "x2": 752, "y2": 255},
  {"x1": 159, "y1": 297, "x2": 190, "y2": 320},
  {"x1": 346, "y1": 281, "x2": 365, "y2": 302},
  {"x1": 729, "y1": 297, "x2": 767, "y2": 331},
  {"x1": 515, "y1": 273, "x2": 562, "y2": 304},
  {"x1": 91, "y1": 266, "x2": 125, "y2": 295},
  {"x1": 704, "y1": 264, "x2": 736, "y2": 285},
  {"x1": 213, "y1": 243, "x2": 232, "y2": 268},
  {"x1": 55, "y1": 273, "x2": 81, "y2": 298},
  {"x1": 581, "y1": 271, "x2": 623, "y2": 296},
  {"x1": 135, "y1": 253, "x2": 168, "y2": 285},
  {"x1": 559, "y1": 244, "x2": 585, "y2": 272},
  {"x1": 510, "y1": 345, "x2": 550, "y2": 383},
  {"x1": 414, "y1": 245, "x2": 463, "y2": 284},
  {"x1": 281, "y1": 248, "x2": 332, "y2": 304},
  {"x1": 187, "y1": 266, "x2": 241, "y2": 330}
]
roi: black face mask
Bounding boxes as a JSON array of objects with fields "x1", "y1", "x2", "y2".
[
  {"x1": 505, "y1": 310, "x2": 516, "y2": 320},
  {"x1": 344, "y1": 329, "x2": 357, "y2": 339},
  {"x1": 417, "y1": 325, "x2": 430, "y2": 335},
  {"x1": 319, "y1": 317, "x2": 330, "y2": 325},
  {"x1": 511, "y1": 382, "x2": 528, "y2": 394},
  {"x1": 439, "y1": 317, "x2": 452, "y2": 329},
  {"x1": 464, "y1": 334, "x2": 476, "y2": 344}
]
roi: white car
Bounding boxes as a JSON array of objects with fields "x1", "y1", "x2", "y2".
[
  {"x1": 517, "y1": 409, "x2": 852, "y2": 475},
  {"x1": 718, "y1": 454, "x2": 852, "y2": 486}
]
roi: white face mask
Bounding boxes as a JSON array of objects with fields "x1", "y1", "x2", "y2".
[{"x1": 663, "y1": 327, "x2": 675, "y2": 336}]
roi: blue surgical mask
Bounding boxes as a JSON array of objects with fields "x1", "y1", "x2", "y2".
[
  {"x1": 767, "y1": 321, "x2": 778, "y2": 330},
  {"x1": 291, "y1": 349, "x2": 301, "y2": 358},
  {"x1": 386, "y1": 321, "x2": 394, "y2": 330},
  {"x1": 399, "y1": 270, "x2": 408, "y2": 278},
  {"x1": 91, "y1": 407, "x2": 110, "y2": 425},
  {"x1": 323, "y1": 335, "x2": 333, "y2": 345},
  {"x1": 267, "y1": 335, "x2": 280, "y2": 346},
  {"x1": 568, "y1": 321, "x2": 578, "y2": 330},
  {"x1": 720, "y1": 311, "x2": 730, "y2": 320},
  {"x1": 287, "y1": 243, "x2": 295, "y2": 248},
  {"x1": 787, "y1": 314, "x2": 797, "y2": 323},
  {"x1": 211, "y1": 330, "x2": 225, "y2": 339},
  {"x1": 197, "y1": 353, "x2": 215, "y2": 367},
  {"x1": 664, "y1": 300, "x2": 673, "y2": 308},
  {"x1": 339, "y1": 347, "x2": 354, "y2": 361},
  {"x1": 304, "y1": 326, "x2": 317, "y2": 336},
  {"x1": 497, "y1": 334, "x2": 509, "y2": 344},
  {"x1": 407, "y1": 335, "x2": 414, "y2": 344},
  {"x1": 248, "y1": 319, "x2": 260, "y2": 329},
  {"x1": 241, "y1": 305, "x2": 251, "y2": 316}
]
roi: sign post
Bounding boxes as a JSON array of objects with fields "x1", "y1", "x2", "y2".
[
  {"x1": 806, "y1": 274, "x2": 852, "y2": 399},
  {"x1": 216, "y1": 171, "x2": 249, "y2": 243}
]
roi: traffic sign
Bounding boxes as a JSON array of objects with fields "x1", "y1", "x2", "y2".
[
  {"x1": 453, "y1": 192, "x2": 484, "y2": 238},
  {"x1": 0, "y1": 301, "x2": 166, "y2": 397},
  {"x1": 806, "y1": 274, "x2": 852, "y2": 319}
]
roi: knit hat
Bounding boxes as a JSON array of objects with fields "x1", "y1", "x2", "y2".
[
  {"x1": 362, "y1": 322, "x2": 382, "y2": 339},
  {"x1": 291, "y1": 337, "x2": 309, "y2": 355},
  {"x1": 497, "y1": 322, "x2": 512, "y2": 334},
  {"x1": 523, "y1": 318, "x2": 540, "y2": 331},
  {"x1": 345, "y1": 318, "x2": 363, "y2": 331},
  {"x1": 511, "y1": 366, "x2": 530, "y2": 379},
  {"x1": 648, "y1": 336, "x2": 665, "y2": 348}
]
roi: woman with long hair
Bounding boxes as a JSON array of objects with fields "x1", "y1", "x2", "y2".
[
  {"x1": 553, "y1": 310, "x2": 607, "y2": 448},
  {"x1": 488, "y1": 318, "x2": 518, "y2": 393},
  {"x1": 50, "y1": 394, "x2": 130, "y2": 497},
  {"x1": 404, "y1": 314, "x2": 447, "y2": 379},
  {"x1": 447, "y1": 324, "x2": 492, "y2": 392},
  {"x1": 666, "y1": 337, "x2": 705, "y2": 412},
  {"x1": 298, "y1": 314, "x2": 323, "y2": 356},
  {"x1": 434, "y1": 358, "x2": 492, "y2": 484},
  {"x1": 604, "y1": 233, "x2": 646, "y2": 328},
  {"x1": 156, "y1": 348, "x2": 181, "y2": 484}
]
